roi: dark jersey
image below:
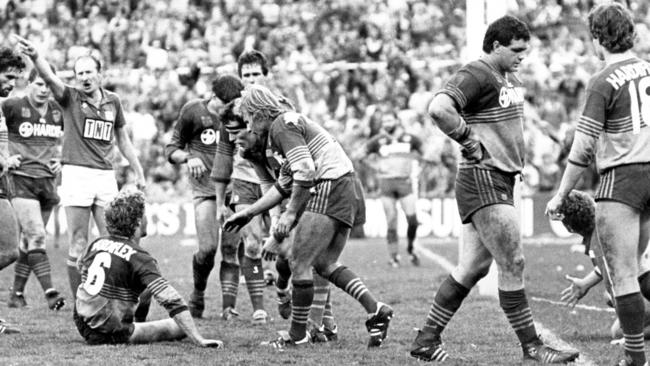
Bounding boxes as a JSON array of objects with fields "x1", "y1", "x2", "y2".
[
  {"x1": 569, "y1": 57, "x2": 650, "y2": 172},
  {"x1": 365, "y1": 131, "x2": 422, "y2": 179},
  {"x1": 56, "y1": 86, "x2": 126, "y2": 170},
  {"x1": 165, "y1": 99, "x2": 219, "y2": 197},
  {"x1": 76, "y1": 236, "x2": 187, "y2": 334},
  {"x1": 3, "y1": 96, "x2": 63, "y2": 178},
  {"x1": 439, "y1": 60, "x2": 526, "y2": 173}
]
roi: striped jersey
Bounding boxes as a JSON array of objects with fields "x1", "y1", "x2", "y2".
[
  {"x1": 267, "y1": 112, "x2": 353, "y2": 187},
  {"x1": 57, "y1": 86, "x2": 126, "y2": 170},
  {"x1": 76, "y1": 236, "x2": 187, "y2": 334},
  {"x1": 165, "y1": 99, "x2": 219, "y2": 197},
  {"x1": 3, "y1": 96, "x2": 63, "y2": 178},
  {"x1": 568, "y1": 57, "x2": 650, "y2": 172},
  {"x1": 365, "y1": 131, "x2": 422, "y2": 179},
  {"x1": 439, "y1": 60, "x2": 525, "y2": 173}
]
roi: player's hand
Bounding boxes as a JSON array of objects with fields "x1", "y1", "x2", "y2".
[
  {"x1": 545, "y1": 194, "x2": 565, "y2": 220},
  {"x1": 0, "y1": 155, "x2": 8, "y2": 177},
  {"x1": 11, "y1": 34, "x2": 38, "y2": 59},
  {"x1": 48, "y1": 157, "x2": 61, "y2": 174},
  {"x1": 223, "y1": 210, "x2": 253, "y2": 232},
  {"x1": 135, "y1": 175, "x2": 146, "y2": 191},
  {"x1": 560, "y1": 274, "x2": 589, "y2": 308},
  {"x1": 186, "y1": 157, "x2": 207, "y2": 179},
  {"x1": 460, "y1": 139, "x2": 488, "y2": 162},
  {"x1": 216, "y1": 204, "x2": 230, "y2": 224},
  {"x1": 274, "y1": 211, "x2": 296, "y2": 238},
  {"x1": 262, "y1": 235, "x2": 283, "y2": 261},
  {"x1": 7, "y1": 154, "x2": 21, "y2": 169},
  {"x1": 199, "y1": 339, "x2": 223, "y2": 348}
]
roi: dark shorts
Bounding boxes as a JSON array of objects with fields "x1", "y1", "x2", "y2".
[
  {"x1": 11, "y1": 174, "x2": 60, "y2": 209},
  {"x1": 455, "y1": 167, "x2": 516, "y2": 224},
  {"x1": 230, "y1": 178, "x2": 263, "y2": 209},
  {"x1": 306, "y1": 173, "x2": 366, "y2": 228},
  {"x1": 378, "y1": 177, "x2": 413, "y2": 199},
  {"x1": 73, "y1": 308, "x2": 134, "y2": 345},
  {"x1": 595, "y1": 163, "x2": 650, "y2": 210}
]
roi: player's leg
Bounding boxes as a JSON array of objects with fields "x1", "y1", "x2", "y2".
[
  {"x1": 307, "y1": 270, "x2": 331, "y2": 341},
  {"x1": 598, "y1": 201, "x2": 645, "y2": 365},
  {"x1": 188, "y1": 197, "x2": 218, "y2": 318},
  {"x1": 275, "y1": 253, "x2": 293, "y2": 319},
  {"x1": 219, "y1": 225, "x2": 241, "y2": 320},
  {"x1": 380, "y1": 195, "x2": 399, "y2": 266},
  {"x1": 235, "y1": 202, "x2": 267, "y2": 323},
  {"x1": 135, "y1": 288, "x2": 153, "y2": 322},
  {"x1": 8, "y1": 237, "x2": 29, "y2": 308},
  {"x1": 0, "y1": 198, "x2": 19, "y2": 269},
  {"x1": 399, "y1": 191, "x2": 420, "y2": 265},
  {"x1": 322, "y1": 287, "x2": 337, "y2": 340},
  {"x1": 65, "y1": 206, "x2": 91, "y2": 299},
  {"x1": 129, "y1": 318, "x2": 186, "y2": 343},
  {"x1": 636, "y1": 208, "x2": 650, "y2": 301}
]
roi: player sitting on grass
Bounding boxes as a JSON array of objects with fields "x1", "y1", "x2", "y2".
[
  {"x1": 560, "y1": 190, "x2": 650, "y2": 340},
  {"x1": 73, "y1": 190, "x2": 222, "y2": 347}
]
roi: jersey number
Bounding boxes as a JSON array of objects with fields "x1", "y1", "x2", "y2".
[
  {"x1": 628, "y1": 76, "x2": 650, "y2": 134},
  {"x1": 82, "y1": 252, "x2": 112, "y2": 296}
]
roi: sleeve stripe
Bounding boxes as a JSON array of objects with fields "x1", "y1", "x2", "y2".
[
  {"x1": 440, "y1": 85, "x2": 466, "y2": 109},
  {"x1": 147, "y1": 277, "x2": 168, "y2": 295},
  {"x1": 567, "y1": 159, "x2": 590, "y2": 168},
  {"x1": 286, "y1": 146, "x2": 311, "y2": 162}
]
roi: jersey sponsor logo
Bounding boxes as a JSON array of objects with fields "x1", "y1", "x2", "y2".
[
  {"x1": 18, "y1": 122, "x2": 63, "y2": 138},
  {"x1": 200, "y1": 128, "x2": 217, "y2": 145},
  {"x1": 378, "y1": 142, "x2": 411, "y2": 156},
  {"x1": 498, "y1": 86, "x2": 525, "y2": 108},
  {"x1": 83, "y1": 118, "x2": 114, "y2": 142},
  {"x1": 21, "y1": 107, "x2": 30, "y2": 118},
  {"x1": 606, "y1": 61, "x2": 650, "y2": 90},
  {"x1": 91, "y1": 238, "x2": 137, "y2": 261}
]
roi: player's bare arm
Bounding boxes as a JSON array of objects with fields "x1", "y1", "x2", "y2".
[
  {"x1": 115, "y1": 127, "x2": 146, "y2": 189},
  {"x1": 223, "y1": 185, "x2": 284, "y2": 232},
  {"x1": 169, "y1": 149, "x2": 206, "y2": 179},
  {"x1": 428, "y1": 93, "x2": 483, "y2": 161},
  {"x1": 171, "y1": 310, "x2": 222, "y2": 348},
  {"x1": 12, "y1": 35, "x2": 65, "y2": 100}
]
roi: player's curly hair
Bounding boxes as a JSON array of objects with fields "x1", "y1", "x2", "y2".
[
  {"x1": 0, "y1": 47, "x2": 26, "y2": 74},
  {"x1": 588, "y1": 2, "x2": 635, "y2": 54},
  {"x1": 239, "y1": 84, "x2": 291, "y2": 126},
  {"x1": 105, "y1": 190, "x2": 146, "y2": 238},
  {"x1": 559, "y1": 190, "x2": 595, "y2": 237},
  {"x1": 482, "y1": 15, "x2": 530, "y2": 54}
]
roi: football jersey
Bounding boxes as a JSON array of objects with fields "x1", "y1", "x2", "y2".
[
  {"x1": 439, "y1": 60, "x2": 526, "y2": 173},
  {"x1": 569, "y1": 57, "x2": 650, "y2": 172},
  {"x1": 165, "y1": 99, "x2": 220, "y2": 197},
  {"x1": 56, "y1": 86, "x2": 126, "y2": 170},
  {"x1": 76, "y1": 236, "x2": 187, "y2": 334},
  {"x1": 365, "y1": 131, "x2": 422, "y2": 179},
  {"x1": 3, "y1": 96, "x2": 63, "y2": 178},
  {"x1": 0, "y1": 106, "x2": 7, "y2": 160},
  {"x1": 268, "y1": 112, "x2": 353, "y2": 187}
]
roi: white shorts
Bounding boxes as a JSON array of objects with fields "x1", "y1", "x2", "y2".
[{"x1": 59, "y1": 165, "x2": 118, "y2": 208}]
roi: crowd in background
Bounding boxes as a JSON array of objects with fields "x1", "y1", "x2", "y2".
[{"x1": 3, "y1": 0, "x2": 650, "y2": 201}]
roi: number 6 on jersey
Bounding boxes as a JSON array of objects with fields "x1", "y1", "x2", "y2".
[{"x1": 82, "y1": 252, "x2": 112, "y2": 296}]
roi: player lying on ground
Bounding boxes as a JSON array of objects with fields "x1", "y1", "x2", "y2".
[{"x1": 74, "y1": 190, "x2": 222, "y2": 347}]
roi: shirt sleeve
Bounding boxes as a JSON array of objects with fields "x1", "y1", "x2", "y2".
[
  {"x1": 164, "y1": 105, "x2": 194, "y2": 163},
  {"x1": 437, "y1": 69, "x2": 482, "y2": 111},
  {"x1": 270, "y1": 116, "x2": 316, "y2": 187},
  {"x1": 54, "y1": 85, "x2": 72, "y2": 108},
  {"x1": 134, "y1": 255, "x2": 188, "y2": 317},
  {"x1": 567, "y1": 88, "x2": 606, "y2": 167},
  {"x1": 210, "y1": 124, "x2": 234, "y2": 182}
]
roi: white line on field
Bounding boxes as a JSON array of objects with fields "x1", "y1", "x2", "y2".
[
  {"x1": 417, "y1": 244, "x2": 597, "y2": 366},
  {"x1": 531, "y1": 296, "x2": 614, "y2": 313}
]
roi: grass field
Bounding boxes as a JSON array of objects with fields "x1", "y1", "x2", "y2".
[{"x1": 0, "y1": 234, "x2": 629, "y2": 365}]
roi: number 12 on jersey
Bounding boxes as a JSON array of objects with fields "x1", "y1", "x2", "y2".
[
  {"x1": 82, "y1": 252, "x2": 112, "y2": 296},
  {"x1": 628, "y1": 77, "x2": 650, "y2": 135}
]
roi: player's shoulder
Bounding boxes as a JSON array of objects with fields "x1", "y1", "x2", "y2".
[
  {"x1": 2, "y1": 95, "x2": 26, "y2": 109},
  {"x1": 456, "y1": 60, "x2": 490, "y2": 82},
  {"x1": 100, "y1": 88, "x2": 123, "y2": 104}
]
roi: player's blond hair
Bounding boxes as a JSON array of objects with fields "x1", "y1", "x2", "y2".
[
  {"x1": 105, "y1": 190, "x2": 146, "y2": 238},
  {"x1": 239, "y1": 84, "x2": 291, "y2": 125}
]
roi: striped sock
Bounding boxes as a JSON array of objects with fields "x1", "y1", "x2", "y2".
[
  {"x1": 616, "y1": 292, "x2": 646, "y2": 365},
  {"x1": 422, "y1": 275, "x2": 470, "y2": 334},
  {"x1": 242, "y1": 256, "x2": 265, "y2": 311},
  {"x1": 12, "y1": 250, "x2": 30, "y2": 294},
  {"x1": 28, "y1": 250, "x2": 53, "y2": 292},
  {"x1": 323, "y1": 288, "x2": 335, "y2": 329},
  {"x1": 499, "y1": 289, "x2": 538, "y2": 345},
  {"x1": 328, "y1": 266, "x2": 377, "y2": 314},
  {"x1": 308, "y1": 273, "x2": 329, "y2": 327},
  {"x1": 290, "y1": 280, "x2": 313, "y2": 341},
  {"x1": 219, "y1": 261, "x2": 240, "y2": 309}
]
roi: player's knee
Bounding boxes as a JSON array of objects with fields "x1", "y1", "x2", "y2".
[
  {"x1": 638, "y1": 271, "x2": 650, "y2": 301},
  {"x1": 406, "y1": 214, "x2": 419, "y2": 228},
  {"x1": 243, "y1": 240, "x2": 262, "y2": 259},
  {"x1": 386, "y1": 228, "x2": 398, "y2": 244},
  {"x1": 220, "y1": 241, "x2": 239, "y2": 262},
  {"x1": 195, "y1": 249, "x2": 216, "y2": 266},
  {"x1": 289, "y1": 258, "x2": 312, "y2": 279},
  {"x1": 25, "y1": 231, "x2": 47, "y2": 251},
  {"x1": 506, "y1": 255, "x2": 526, "y2": 276}
]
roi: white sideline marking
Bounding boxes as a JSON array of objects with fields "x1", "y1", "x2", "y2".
[
  {"x1": 418, "y1": 245, "x2": 597, "y2": 365},
  {"x1": 531, "y1": 297, "x2": 614, "y2": 313},
  {"x1": 180, "y1": 238, "x2": 197, "y2": 247}
]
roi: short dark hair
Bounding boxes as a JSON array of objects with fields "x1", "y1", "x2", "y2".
[
  {"x1": 559, "y1": 190, "x2": 595, "y2": 237},
  {"x1": 0, "y1": 47, "x2": 26, "y2": 74},
  {"x1": 482, "y1": 15, "x2": 530, "y2": 53},
  {"x1": 105, "y1": 190, "x2": 146, "y2": 238},
  {"x1": 28, "y1": 63, "x2": 56, "y2": 83},
  {"x1": 237, "y1": 49, "x2": 269, "y2": 77},
  {"x1": 588, "y1": 2, "x2": 635, "y2": 54},
  {"x1": 220, "y1": 100, "x2": 246, "y2": 133},
  {"x1": 212, "y1": 74, "x2": 244, "y2": 103},
  {"x1": 73, "y1": 54, "x2": 102, "y2": 74}
]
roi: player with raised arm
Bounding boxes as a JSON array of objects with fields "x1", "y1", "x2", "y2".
[
  {"x1": 165, "y1": 75, "x2": 243, "y2": 319},
  {"x1": 224, "y1": 85, "x2": 392, "y2": 349},
  {"x1": 0, "y1": 46, "x2": 26, "y2": 335},
  {"x1": 74, "y1": 190, "x2": 222, "y2": 347},
  {"x1": 13, "y1": 35, "x2": 146, "y2": 300},
  {"x1": 5, "y1": 66, "x2": 65, "y2": 310},
  {"x1": 410, "y1": 15, "x2": 578, "y2": 363},
  {"x1": 546, "y1": 4, "x2": 650, "y2": 365}
]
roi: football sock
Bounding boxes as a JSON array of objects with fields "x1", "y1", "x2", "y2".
[
  {"x1": 242, "y1": 255, "x2": 265, "y2": 311},
  {"x1": 308, "y1": 273, "x2": 329, "y2": 327},
  {"x1": 12, "y1": 250, "x2": 30, "y2": 294},
  {"x1": 28, "y1": 249, "x2": 53, "y2": 292},
  {"x1": 499, "y1": 288, "x2": 538, "y2": 345},
  {"x1": 219, "y1": 261, "x2": 240, "y2": 310},
  {"x1": 638, "y1": 272, "x2": 650, "y2": 301},
  {"x1": 290, "y1": 279, "x2": 313, "y2": 341},
  {"x1": 192, "y1": 252, "x2": 215, "y2": 292},
  {"x1": 323, "y1": 288, "x2": 335, "y2": 329},
  {"x1": 616, "y1": 292, "x2": 646, "y2": 365},
  {"x1": 66, "y1": 257, "x2": 81, "y2": 300},
  {"x1": 387, "y1": 228, "x2": 398, "y2": 258},
  {"x1": 328, "y1": 266, "x2": 377, "y2": 314},
  {"x1": 406, "y1": 215, "x2": 418, "y2": 254},
  {"x1": 422, "y1": 275, "x2": 470, "y2": 335},
  {"x1": 275, "y1": 256, "x2": 291, "y2": 291}
]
